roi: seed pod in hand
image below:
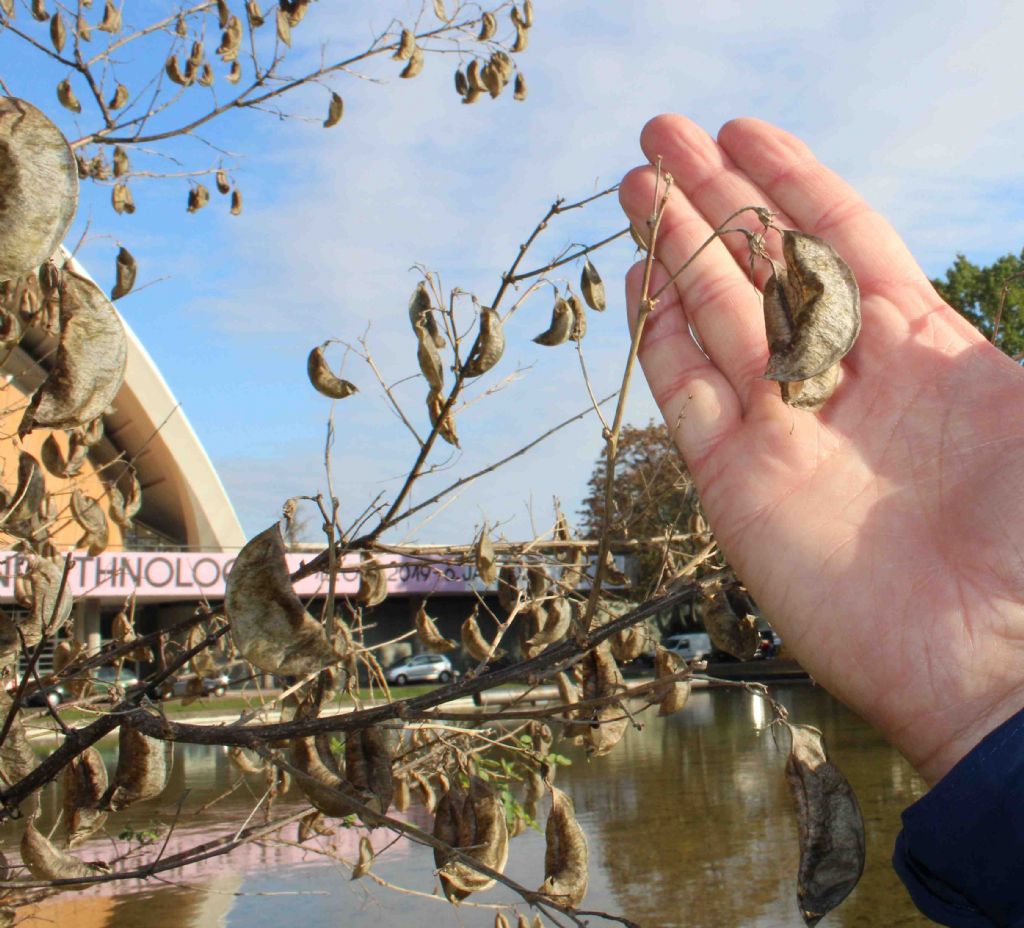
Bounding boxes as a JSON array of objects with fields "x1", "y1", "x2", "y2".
[
  {"x1": 63, "y1": 747, "x2": 109, "y2": 848},
  {"x1": 100, "y1": 727, "x2": 173, "y2": 810},
  {"x1": 307, "y1": 344, "x2": 357, "y2": 399},
  {"x1": 462, "y1": 307, "x2": 505, "y2": 377},
  {"x1": 785, "y1": 723, "x2": 865, "y2": 925},
  {"x1": 400, "y1": 45, "x2": 424, "y2": 78},
  {"x1": 356, "y1": 552, "x2": 388, "y2": 607},
  {"x1": 478, "y1": 11, "x2": 497, "y2": 40},
  {"x1": 474, "y1": 525, "x2": 498, "y2": 583},
  {"x1": 97, "y1": 0, "x2": 120, "y2": 33},
  {"x1": 653, "y1": 647, "x2": 690, "y2": 716},
  {"x1": 57, "y1": 79, "x2": 81, "y2": 113},
  {"x1": 780, "y1": 364, "x2": 840, "y2": 411},
  {"x1": 226, "y1": 523, "x2": 343, "y2": 675},
  {"x1": 762, "y1": 230, "x2": 860, "y2": 396},
  {"x1": 702, "y1": 588, "x2": 760, "y2": 661},
  {"x1": 426, "y1": 389, "x2": 459, "y2": 447},
  {"x1": 579, "y1": 259, "x2": 606, "y2": 311},
  {"x1": 21, "y1": 821, "x2": 108, "y2": 880},
  {"x1": 538, "y1": 787, "x2": 588, "y2": 908},
  {"x1": 568, "y1": 293, "x2": 586, "y2": 342},
  {"x1": 533, "y1": 297, "x2": 573, "y2": 346},
  {"x1": 323, "y1": 92, "x2": 344, "y2": 128},
  {"x1": 414, "y1": 601, "x2": 456, "y2": 653},
  {"x1": 415, "y1": 319, "x2": 445, "y2": 392},
  {"x1": 110, "y1": 246, "x2": 136, "y2": 300}
]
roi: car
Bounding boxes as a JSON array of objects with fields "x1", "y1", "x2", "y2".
[
  {"x1": 385, "y1": 653, "x2": 455, "y2": 686},
  {"x1": 92, "y1": 664, "x2": 140, "y2": 690},
  {"x1": 3, "y1": 677, "x2": 68, "y2": 707},
  {"x1": 661, "y1": 633, "x2": 713, "y2": 662}
]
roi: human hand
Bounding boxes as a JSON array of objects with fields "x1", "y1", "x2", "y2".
[{"x1": 619, "y1": 115, "x2": 1024, "y2": 784}]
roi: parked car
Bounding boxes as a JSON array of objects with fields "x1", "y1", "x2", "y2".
[
  {"x1": 4, "y1": 678, "x2": 67, "y2": 707},
  {"x1": 92, "y1": 665, "x2": 140, "y2": 690},
  {"x1": 661, "y1": 632, "x2": 713, "y2": 662},
  {"x1": 385, "y1": 653, "x2": 455, "y2": 686}
]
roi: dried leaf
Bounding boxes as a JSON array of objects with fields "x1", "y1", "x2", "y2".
[
  {"x1": 785, "y1": 723, "x2": 865, "y2": 925},
  {"x1": 400, "y1": 45, "x2": 424, "y2": 78},
  {"x1": 226, "y1": 523, "x2": 343, "y2": 675},
  {"x1": 478, "y1": 11, "x2": 497, "y2": 40},
  {"x1": 110, "y1": 245, "x2": 136, "y2": 299},
  {"x1": 474, "y1": 525, "x2": 498, "y2": 583},
  {"x1": 533, "y1": 297, "x2": 573, "y2": 346},
  {"x1": 463, "y1": 307, "x2": 505, "y2": 377},
  {"x1": 100, "y1": 727, "x2": 173, "y2": 810},
  {"x1": 426, "y1": 389, "x2": 459, "y2": 447},
  {"x1": 355, "y1": 551, "x2": 387, "y2": 607},
  {"x1": 71, "y1": 489, "x2": 109, "y2": 554},
  {"x1": 97, "y1": 0, "x2": 120, "y2": 33},
  {"x1": 64, "y1": 747, "x2": 109, "y2": 848},
  {"x1": 578, "y1": 259, "x2": 606, "y2": 312},
  {"x1": 414, "y1": 601, "x2": 455, "y2": 653},
  {"x1": 513, "y1": 72, "x2": 527, "y2": 101},
  {"x1": 49, "y1": 11, "x2": 66, "y2": 51},
  {"x1": 21, "y1": 821, "x2": 107, "y2": 880},
  {"x1": 653, "y1": 647, "x2": 690, "y2": 716},
  {"x1": 323, "y1": 91, "x2": 344, "y2": 128},
  {"x1": 762, "y1": 231, "x2": 860, "y2": 402},
  {"x1": 539, "y1": 786, "x2": 588, "y2": 908},
  {"x1": 352, "y1": 835, "x2": 373, "y2": 879},
  {"x1": 187, "y1": 183, "x2": 210, "y2": 213},
  {"x1": 702, "y1": 589, "x2": 760, "y2": 661},
  {"x1": 307, "y1": 344, "x2": 357, "y2": 399}
]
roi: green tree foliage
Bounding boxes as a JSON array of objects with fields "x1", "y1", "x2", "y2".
[{"x1": 932, "y1": 251, "x2": 1024, "y2": 359}]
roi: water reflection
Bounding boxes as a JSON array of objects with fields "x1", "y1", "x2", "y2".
[{"x1": 14, "y1": 686, "x2": 930, "y2": 927}]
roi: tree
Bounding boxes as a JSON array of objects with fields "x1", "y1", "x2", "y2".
[{"x1": 932, "y1": 250, "x2": 1024, "y2": 359}]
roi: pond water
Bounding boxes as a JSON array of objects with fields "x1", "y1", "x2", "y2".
[{"x1": 13, "y1": 684, "x2": 930, "y2": 928}]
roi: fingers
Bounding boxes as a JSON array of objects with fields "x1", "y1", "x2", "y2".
[
  {"x1": 619, "y1": 166, "x2": 774, "y2": 406},
  {"x1": 717, "y1": 117, "x2": 934, "y2": 298},
  {"x1": 624, "y1": 258, "x2": 742, "y2": 468}
]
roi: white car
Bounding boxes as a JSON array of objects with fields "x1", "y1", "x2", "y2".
[
  {"x1": 385, "y1": 653, "x2": 455, "y2": 686},
  {"x1": 662, "y1": 632, "x2": 713, "y2": 662}
]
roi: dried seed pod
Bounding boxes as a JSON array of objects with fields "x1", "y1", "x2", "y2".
[
  {"x1": 323, "y1": 92, "x2": 344, "y2": 128},
  {"x1": 291, "y1": 735, "x2": 357, "y2": 818},
  {"x1": 100, "y1": 727, "x2": 173, "y2": 810},
  {"x1": 475, "y1": 525, "x2": 498, "y2": 583},
  {"x1": 108, "y1": 470, "x2": 141, "y2": 530},
  {"x1": 400, "y1": 44, "x2": 424, "y2": 78},
  {"x1": 198, "y1": 63, "x2": 215, "y2": 87},
  {"x1": 297, "y1": 811, "x2": 334, "y2": 842},
  {"x1": 217, "y1": 14, "x2": 242, "y2": 60},
  {"x1": 356, "y1": 552, "x2": 388, "y2": 607},
  {"x1": 2, "y1": 451, "x2": 45, "y2": 533},
  {"x1": 345, "y1": 726, "x2": 395, "y2": 820},
  {"x1": 63, "y1": 747, "x2": 109, "y2": 848},
  {"x1": 463, "y1": 307, "x2": 505, "y2": 377},
  {"x1": 516, "y1": 917, "x2": 529, "y2": 928},
  {"x1": 187, "y1": 183, "x2": 210, "y2": 212},
  {"x1": 21, "y1": 260, "x2": 126, "y2": 435},
  {"x1": 352, "y1": 835, "x2": 374, "y2": 879},
  {"x1": 522, "y1": 0, "x2": 534, "y2": 26},
  {"x1": 513, "y1": 72, "x2": 527, "y2": 101},
  {"x1": 601, "y1": 550, "x2": 630, "y2": 586},
  {"x1": 539, "y1": 787, "x2": 588, "y2": 908},
  {"x1": 702, "y1": 589, "x2": 760, "y2": 661},
  {"x1": 511, "y1": 18, "x2": 528, "y2": 52},
  {"x1": 393, "y1": 27, "x2": 415, "y2": 61},
  {"x1": 653, "y1": 647, "x2": 690, "y2": 716},
  {"x1": 780, "y1": 364, "x2": 840, "y2": 411},
  {"x1": 414, "y1": 601, "x2": 456, "y2": 653},
  {"x1": 411, "y1": 770, "x2": 436, "y2": 812},
  {"x1": 307, "y1": 344, "x2": 357, "y2": 399},
  {"x1": 568, "y1": 292, "x2": 586, "y2": 341},
  {"x1": 785, "y1": 723, "x2": 865, "y2": 925},
  {"x1": 111, "y1": 182, "x2": 135, "y2": 214},
  {"x1": 108, "y1": 83, "x2": 129, "y2": 109},
  {"x1": 246, "y1": 0, "x2": 265, "y2": 28},
  {"x1": 432, "y1": 0, "x2": 447, "y2": 18},
  {"x1": 274, "y1": 4, "x2": 291, "y2": 43},
  {"x1": 165, "y1": 55, "x2": 189, "y2": 86},
  {"x1": 49, "y1": 11, "x2": 66, "y2": 51},
  {"x1": 0, "y1": 696, "x2": 41, "y2": 817},
  {"x1": 609, "y1": 624, "x2": 647, "y2": 663},
  {"x1": 215, "y1": 169, "x2": 230, "y2": 194},
  {"x1": 0, "y1": 99, "x2": 78, "y2": 284},
  {"x1": 31, "y1": 0, "x2": 47, "y2": 21},
  {"x1": 71, "y1": 489, "x2": 109, "y2": 555},
  {"x1": 526, "y1": 563, "x2": 549, "y2": 599},
  {"x1": 226, "y1": 523, "x2": 343, "y2": 675},
  {"x1": 393, "y1": 774, "x2": 411, "y2": 812},
  {"x1": 495, "y1": 915, "x2": 511, "y2": 928},
  {"x1": 454, "y1": 68, "x2": 468, "y2": 97},
  {"x1": 175, "y1": 13, "x2": 187, "y2": 36},
  {"x1": 230, "y1": 187, "x2": 243, "y2": 215},
  {"x1": 426, "y1": 389, "x2": 459, "y2": 447},
  {"x1": 21, "y1": 821, "x2": 107, "y2": 880},
  {"x1": 0, "y1": 305, "x2": 23, "y2": 350},
  {"x1": 762, "y1": 231, "x2": 860, "y2": 392},
  {"x1": 228, "y1": 746, "x2": 266, "y2": 775},
  {"x1": 110, "y1": 245, "x2": 136, "y2": 300},
  {"x1": 408, "y1": 281, "x2": 445, "y2": 347},
  {"x1": 227, "y1": 60, "x2": 242, "y2": 83},
  {"x1": 480, "y1": 62, "x2": 503, "y2": 98},
  {"x1": 580, "y1": 643, "x2": 627, "y2": 756},
  {"x1": 579, "y1": 259, "x2": 606, "y2": 311},
  {"x1": 478, "y1": 11, "x2": 497, "y2": 40},
  {"x1": 461, "y1": 608, "x2": 500, "y2": 661},
  {"x1": 526, "y1": 597, "x2": 571, "y2": 650},
  {"x1": 415, "y1": 319, "x2": 445, "y2": 392},
  {"x1": 497, "y1": 565, "x2": 519, "y2": 613},
  {"x1": 112, "y1": 145, "x2": 129, "y2": 178},
  {"x1": 97, "y1": 0, "x2": 120, "y2": 33},
  {"x1": 434, "y1": 777, "x2": 509, "y2": 900},
  {"x1": 27, "y1": 554, "x2": 74, "y2": 640},
  {"x1": 532, "y1": 297, "x2": 573, "y2": 346}
]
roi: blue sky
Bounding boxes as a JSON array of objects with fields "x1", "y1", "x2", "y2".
[{"x1": 5, "y1": 1, "x2": 1024, "y2": 547}]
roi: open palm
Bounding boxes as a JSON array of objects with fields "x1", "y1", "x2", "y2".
[{"x1": 620, "y1": 115, "x2": 1024, "y2": 784}]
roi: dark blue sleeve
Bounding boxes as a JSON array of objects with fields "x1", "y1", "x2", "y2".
[{"x1": 893, "y1": 707, "x2": 1024, "y2": 927}]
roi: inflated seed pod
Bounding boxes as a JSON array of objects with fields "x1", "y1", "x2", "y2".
[
  {"x1": 414, "y1": 602, "x2": 456, "y2": 653},
  {"x1": 532, "y1": 298, "x2": 573, "y2": 346},
  {"x1": 345, "y1": 726, "x2": 395, "y2": 820},
  {"x1": 393, "y1": 774, "x2": 411, "y2": 812},
  {"x1": 580, "y1": 643, "x2": 627, "y2": 756},
  {"x1": 108, "y1": 469, "x2": 143, "y2": 530},
  {"x1": 291, "y1": 735, "x2": 357, "y2": 818},
  {"x1": 408, "y1": 281, "x2": 445, "y2": 348},
  {"x1": 780, "y1": 364, "x2": 840, "y2": 411},
  {"x1": 297, "y1": 811, "x2": 334, "y2": 842},
  {"x1": 71, "y1": 490, "x2": 109, "y2": 555},
  {"x1": 475, "y1": 525, "x2": 498, "y2": 583},
  {"x1": 762, "y1": 230, "x2": 860, "y2": 393},
  {"x1": 653, "y1": 647, "x2": 690, "y2": 716},
  {"x1": 400, "y1": 45, "x2": 424, "y2": 78},
  {"x1": 97, "y1": 0, "x2": 120, "y2": 32},
  {"x1": 0, "y1": 696, "x2": 41, "y2": 818},
  {"x1": 538, "y1": 787, "x2": 588, "y2": 908},
  {"x1": 63, "y1": 747, "x2": 109, "y2": 848},
  {"x1": 356, "y1": 552, "x2": 388, "y2": 607},
  {"x1": 2, "y1": 451, "x2": 45, "y2": 534},
  {"x1": 497, "y1": 565, "x2": 519, "y2": 613},
  {"x1": 415, "y1": 319, "x2": 445, "y2": 392},
  {"x1": 426, "y1": 389, "x2": 459, "y2": 447},
  {"x1": 513, "y1": 72, "x2": 527, "y2": 101},
  {"x1": 579, "y1": 259, "x2": 606, "y2": 311},
  {"x1": 352, "y1": 835, "x2": 374, "y2": 879},
  {"x1": 323, "y1": 92, "x2": 344, "y2": 128},
  {"x1": 785, "y1": 723, "x2": 865, "y2": 925},
  {"x1": 702, "y1": 589, "x2": 760, "y2": 661},
  {"x1": 187, "y1": 184, "x2": 210, "y2": 212},
  {"x1": 21, "y1": 821, "x2": 107, "y2": 881},
  {"x1": 100, "y1": 727, "x2": 173, "y2": 810},
  {"x1": 478, "y1": 11, "x2": 497, "y2": 39},
  {"x1": 526, "y1": 597, "x2": 571, "y2": 650},
  {"x1": 26, "y1": 554, "x2": 74, "y2": 642},
  {"x1": 394, "y1": 27, "x2": 415, "y2": 60},
  {"x1": 411, "y1": 770, "x2": 436, "y2": 812},
  {"x1": 461, "y1": 608, "x2": 499, "y2": 661},
  {"x1": 463, "y1": 307, "x2": 505, "y2": 376},
  {"x1": 110, "y1": 246, "x2": 136, "y2": 300},
  {"x1": 609, "y1": 623, "x2": 647, "y2": 663},
  {"x1": 307, "y1": 344, "x2": 357, "y2": 398},
  {"x1": 226, "y1": 523, "x2": 343, "y2": 675},
  {"x1": 228, "y1": 746, "x2": 266, "y2": 775},
  {"x1": 568, "y1": 293, "x2": 586, "y2": 341},
  {"x1": 433, "y1": 777, "x2": 509, "y2": 901}
]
